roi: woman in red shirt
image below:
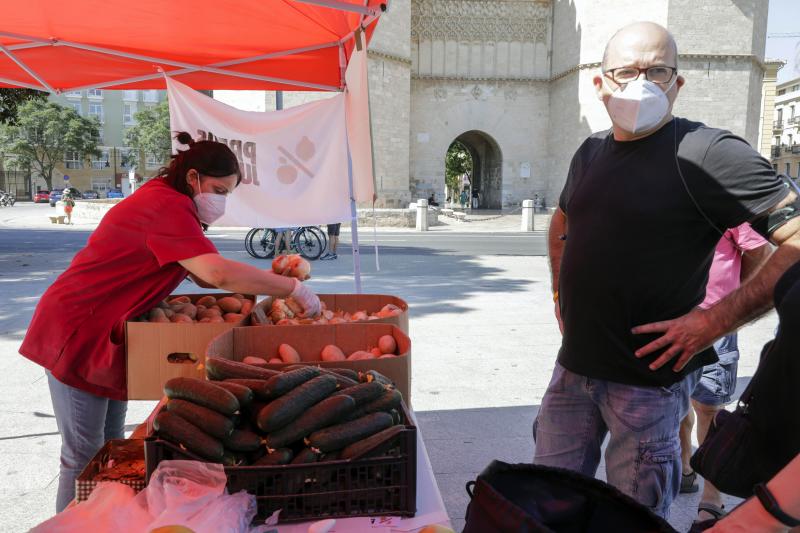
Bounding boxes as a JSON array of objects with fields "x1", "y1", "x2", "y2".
[{"x1": 20, "y1": 133, "x2": 320, "y2": 511}]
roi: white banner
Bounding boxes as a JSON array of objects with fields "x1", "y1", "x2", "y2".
[{"x1": 167, "y1": 77, "x2": 352, "y2": 228}]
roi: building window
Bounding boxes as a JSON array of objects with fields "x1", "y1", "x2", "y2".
[
  {"x1": 88, "y1": 103, "x2": 104, "y2": 123},
  {"x1": 65, "y1": 151, "x2": 82, "y2": 169},
  {"x1": 142, "y1": 90, "x2": 159, "y2": 102},
  {"x1": 91, "y1": 149, "x2": 109, "y2": 169},
  {"x1": 778, "y1": 89, "x2": 786, "y2": 96},
  {"x1": 786, "y1": 163, "x2": 792, "y2": 176},
  {"x1": 789, "y1": 134, "x2": 794, "y2": 146},
  {"x1": 793, "y1": 84, "x2": 800, "y2": 92},
  {"x1": 123, "y1": 90, "x2": 138, "y2": 101},
  {"x1": 777, "y1": 108, "x2": 783, "y2": 122},
  {"x1": 792, "y1": 106, "x2": 797, "y2": 120},
  {"x1": 87, "y1": 88, "x2": 103, "y2": 99},
  {"x1": 123, "y1": 103, "x2": 136, "y2": 124},
  {"x1": 69, "y1": 102, "x2": 82, "y2": 115},
  {"x1": 119, "y1": 148, "x2": 132, "y2": 168},
  {"x1": 64, "y1": 90, "x2": 82, "y2": 98},
  {"x1": 145, "y1": 153, "x2": 162, "y2": 169}
]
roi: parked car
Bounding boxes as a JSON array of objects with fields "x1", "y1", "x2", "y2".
[
  {"x1": 82, "y1": 190, "x2": 99, "y2": 199},
  {"x1": 49, "y1": 187, "x2": 81, "y2": 206},
  {"x1": 106, "y1": 189, "x2": 124, "y2": 199},
  {"x1": 33, "y1": 190, "x2": 50, "y2": 203}
]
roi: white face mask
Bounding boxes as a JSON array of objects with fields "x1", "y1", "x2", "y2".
[
  {"x1": 193, "y1": 174, "x2": 227, "y2": 225},
  {"x1": 604, "y1": 77, "x2": 676, "y2": 135}
]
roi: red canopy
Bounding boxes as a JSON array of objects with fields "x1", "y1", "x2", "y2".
[{"x1": 0, "y1": 0, "x2": 384, "y2": 92}]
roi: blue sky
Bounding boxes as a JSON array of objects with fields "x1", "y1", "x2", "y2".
[{"x1": 767, "y1": 0, "x2": 800, "y2": 83}]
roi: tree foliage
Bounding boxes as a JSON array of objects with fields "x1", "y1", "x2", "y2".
[
  {"x1": 445, "y1": 140, "x2": 472, "y2": 194},
  {"x1": 0, "y1": 88, "x2": 47, "y2": 125},
  {"x1": 124, "y1": 101, "x2": 171, "y2": 169},
  {"x1": 0, "y1": 100, "x2": 100, "y2": 190}
]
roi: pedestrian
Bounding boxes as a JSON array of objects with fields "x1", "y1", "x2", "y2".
[
  {"x1": 19, "y1": 132, "x2": 321, "y2": 512},
  {"x1": 320, "y1": 223, "x2": 341, "y2": 260},
  {"x1": 459, "y1": 189, "x2": 468, "y2": 208},
  {"x1": 677, "y1": 224, "x2": 771, "y2": 525},
  {"x1": 273, "y1": 227, "x2": 293, "y2": 255},
  {"x1": 533, "y1": 194, "x2": 543, "y2": 213},
  {"x1": 63, "y1": 189, "x2": 76, "y2": 225},
  {"x1": 538, "y1": 21, "x2": 800, "y2": 519}
]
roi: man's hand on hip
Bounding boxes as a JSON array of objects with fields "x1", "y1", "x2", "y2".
[{"x1": 631, "y1": 307, "x2": 722, "y2": 371}]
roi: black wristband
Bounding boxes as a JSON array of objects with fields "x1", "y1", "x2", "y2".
[{"x1": 754, "y1": 482, "x2": 800, "y2": 527}]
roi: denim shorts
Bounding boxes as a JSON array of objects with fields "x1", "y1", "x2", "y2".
[{"x1": 691, "y1": 333, "x2": 739, "y2": 406}]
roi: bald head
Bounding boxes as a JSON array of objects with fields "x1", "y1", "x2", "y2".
[{"x1": 602, "y1": 22, "x2": 678, "y2": 72}]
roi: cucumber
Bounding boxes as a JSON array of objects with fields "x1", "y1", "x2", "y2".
[
  {"x1": 264, "y1": 395, "x2": 357, "y2": 450},
  {"x1": 166, "y1": 399, "x2": 234, "y2": 440},
  {"x1": 257, "y1": 374, "x2": 338, "y2": 433},
  {"x1": 306, "y1": 412, "x2": 394, "y2": 453},
  {"x1": 282, "y1": 365, "x2": 357, "y2": 388},
  {"x1": 164, "y1": 377, "x2": 240, "y2": 416},
  {"x1": 264, "y1": 366, "x2": 322, "y2": 399},
  {"x1": 323, "y1": 450, "x2": 342, "y2": 461},
  {"x1": 222, "y1": 450, "x2": 244, "y2": 466},
  {"x1": 223, "y1": 429, "x2": 262, "y2": 452},
  {"x1": 254, "y1": 448, "x2": 294, "y2": 465},
  {"x1": 333, "y1": 382, "x2": 386, "y2": 406},
  {"x1": 206, "y1": 356, "x2": 279, "y2": 381},
  {"x1": 347, "y1": 389, "x2": 403, "y2": 420},
  {"x1": 224, "y1": 379, "x2": 272, "y2": 401},
  {"x1": 154, "y1": 411, "x2": 224, "y2": 462},
  {"x1": 214, "y1": 381, "x2": 254, "y2": 407},
  {"x1": 340, "y1": 425, "x2": 405, "y2": 460},
  {"x1": 291, "y1": 447, "x2": 321, "y2": 464},
  {"x1": 360, "y1": 370, "x2": 394, "y2": 387}
]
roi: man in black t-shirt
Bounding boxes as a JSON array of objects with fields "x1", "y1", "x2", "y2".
[{"x1": 534, "y1": 21, "x2": 800, "y2": 519}]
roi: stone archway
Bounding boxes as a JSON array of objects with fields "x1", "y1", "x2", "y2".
[{"x1": 452, "y1": 130, "x2": 503, "y2": 209}]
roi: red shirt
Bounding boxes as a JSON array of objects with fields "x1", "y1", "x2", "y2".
[{"x1": 20, "y1": 178, "x2": 217, "y2": 400}]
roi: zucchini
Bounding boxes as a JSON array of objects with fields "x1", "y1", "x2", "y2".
[
  {"x1": 163, "y1": 377, "x2": 239, "y2": 416},
  {"x1": 264, "y1": 395, "x2": 357, "y2": 450},
  {"x1": 264, "y1": 366, "x2": 322, "y2": 399},
  {"x1": 347, "y1": 389, "x2": 403, "y2": 421},
  {"x1": 291, "y1": 447, "x2": 321, "y2": 464},
  {"x1": 154, "y1": 411, "x2": 224, "y2": 462},
  {"x1": 306, "y1": 412, "x2": 394, "y2": 453},
  {"x1": 340, "y1": 425, "x2": 405, "y2": 460},
  {"x1": 206, "y1": 356, "x2": 279, "y2": 381},
  {"x1": 214, "y1": 381, "x2": 254, "y2": 407},
  {"x1": 360, "y1": 370, "x2": 394, "y2": 387},
  {"x1": 254, "y1": 448, "x2": 294, "y2": 465},
  {"x1": 333, "y1": 382, "x2": 386, "y2": 406},
  {"x1": 166, "y1": 399, "x2": 234, "y2": 440},
  {"x1": 224, "y1": 379, "x2": 272, "y2": 401},
  {"x1": 223, "y1": 429, "x2": 262, "y2": 452},
  {"x1": 257, "y1": 374, "x2": 338, "y2": 433}
]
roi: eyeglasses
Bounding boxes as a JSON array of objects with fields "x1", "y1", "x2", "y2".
[{"x1": 604, "y1": 66, "x2": 677, "y2": 85}]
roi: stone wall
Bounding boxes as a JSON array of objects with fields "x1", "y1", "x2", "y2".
[
  {"x1": 358, "y1": 207, "x2": 441, "y2": 228},
  {"x1": 71, "y1": 199, "x2": 121, "y2": 222}
]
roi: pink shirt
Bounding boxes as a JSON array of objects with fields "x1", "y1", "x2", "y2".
[{"x1": 701, "y1": 223, "x2": 768, "y2": 309}]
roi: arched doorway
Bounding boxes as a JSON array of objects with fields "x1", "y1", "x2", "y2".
[{"x1": 446, "y1": 131, "x2": 502, "y2": 209}]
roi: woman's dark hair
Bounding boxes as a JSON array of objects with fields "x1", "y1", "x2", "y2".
[{"x1": 159, "y1": 131, "x2": 242, "y2": 197}]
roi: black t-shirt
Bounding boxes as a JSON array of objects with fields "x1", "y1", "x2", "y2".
[{"x1": 557, "y1": 118, "x2": 788, "y2": 387}]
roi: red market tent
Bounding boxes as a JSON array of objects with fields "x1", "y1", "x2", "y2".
[{"x1": 0, "y1": 0, "x2": 384, "y2": 93}]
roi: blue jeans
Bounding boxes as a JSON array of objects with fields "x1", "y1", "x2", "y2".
[
  {"x1": 47, "y1": 372, "x2": 127, "y2": 512},
  {"x1": 533, "y1": 363, "x2": 699, "y2": 518}
]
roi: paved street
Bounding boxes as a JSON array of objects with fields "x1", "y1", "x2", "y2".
[{"x1": 0, "y1": 203, "x2": 779, "y2": 532}]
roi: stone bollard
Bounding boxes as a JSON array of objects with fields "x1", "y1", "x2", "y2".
[
  {"x1": 416, "y1": 198, "x2": 429, "y2": 231},
  {"x1": 521, "y1": 199, "x2": 534, "y2": 232}
]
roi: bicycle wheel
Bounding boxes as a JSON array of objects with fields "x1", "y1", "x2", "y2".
[
  {"x1": 307, "y1": 225, "x2": 328, "y2": 252},
  {"x1": 292, "y1": 227, "x2": 324, "y2": 260},
  {"x1": 244, "y1": 228, "x2": 258, "y2": 256},
  {"x1": 247, "y1": 228, "x2": 277, "y2": 259}
]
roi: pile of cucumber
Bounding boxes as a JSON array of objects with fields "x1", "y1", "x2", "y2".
[{"x1": 154, "y1": 356, "x2": 407, "y2": 466}]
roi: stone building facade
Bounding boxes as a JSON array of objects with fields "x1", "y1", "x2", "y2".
[{"x1": 220, "y1": 0, "x2": 771, "y2": 209}]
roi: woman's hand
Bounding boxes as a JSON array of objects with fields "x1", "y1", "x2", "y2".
[{"x1": 289, "y1": 278, "x2": 321, "y2": 317}]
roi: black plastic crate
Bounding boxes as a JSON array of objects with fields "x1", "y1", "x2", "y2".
[{"x1": 144, "y1": 404, "x2": 417, "y2": 523}]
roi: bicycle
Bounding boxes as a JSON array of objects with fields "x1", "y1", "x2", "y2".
[{"x1": 245, "y1": 226, "x2": 327, "y2": 260}]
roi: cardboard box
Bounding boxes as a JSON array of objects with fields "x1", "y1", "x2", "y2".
[
  {"x1": 126, "y1": 293, "x2": 254, "y2": 400},
  {"x1": 252, "y1": 294, "x2": 409, "y2": 333},
  {"x1": 207, "y1": 323, "x2": 412, "y2": 402},
  {"x1": 75, "y1": 439, "x2": 145, "y2": 501}
]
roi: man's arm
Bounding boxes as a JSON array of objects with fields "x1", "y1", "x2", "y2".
[
  {"x1": 632, "y1": 191, "x2": 800, "y2": 371},
  {"x1": 740, "y1": 243, "x2": 773, "y2": 283},
  {"x1": 549, "y1": 208, "x2": 567, "y2": 333}
]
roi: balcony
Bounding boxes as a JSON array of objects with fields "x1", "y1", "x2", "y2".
[
  {"x1": 793, "y1": 145, "x2": 800, "y2": 155},
  {"x1": 772, "y1": 146, "x2": 782, "y2": 158},
  {"x1": 789, "y1": 117, "x2": 800, "y2": 126},
  {"x1": 774, "y1": 120, "x2": 784, "y2": 130}
]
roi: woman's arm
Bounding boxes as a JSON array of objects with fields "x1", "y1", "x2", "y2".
[{"x1": 179, "y1": 253, "x2": 295, "y2": 296}]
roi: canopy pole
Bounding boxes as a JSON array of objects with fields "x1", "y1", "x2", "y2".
[
  {"x1": 346, "y1": 130, "x2": 363, "y2": 294},
  {"x1": 0, "y1": 44, "x2": 54, "y2": 92},
  {"x1": 293, "y1": 0, "x2": 383, "y2": 16}
]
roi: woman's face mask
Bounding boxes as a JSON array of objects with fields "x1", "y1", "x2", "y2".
[
  {"x1": 192, "y1": 173, "x2": 227, "y2": 225},
  {"x1": 603, "y1": 76, "x2": 677, "y2": 135}
]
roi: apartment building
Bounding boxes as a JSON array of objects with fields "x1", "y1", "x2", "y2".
[{"x1": 771, "y1": 76, "x2": 800, "y2": 179}]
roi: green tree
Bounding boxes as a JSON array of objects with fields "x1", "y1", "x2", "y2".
[
  {"x1": 0, "y1": 100, "x2": 100, "y2": 190},
  {"x1": 124, "y1": 101, "x2": 171, "y2": 169},
  {"x1": 0, "y1": 88, "x2": 47, "y2": 125},
  {"x1": 445, "y1": 140, "x2": 472, "y2": 194}
]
